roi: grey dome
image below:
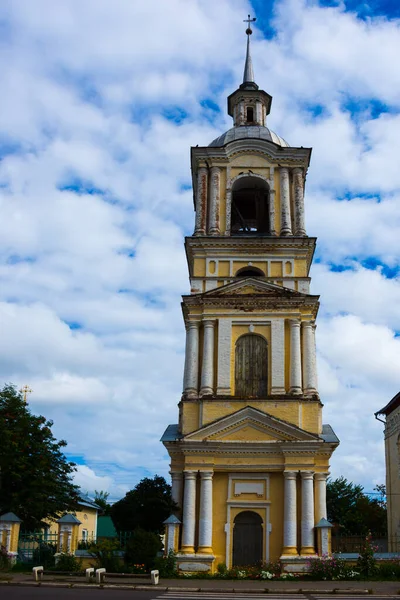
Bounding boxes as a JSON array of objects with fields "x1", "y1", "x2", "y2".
[{"x1": 209, "y1": 125, "x2": 289, "y2": 148}]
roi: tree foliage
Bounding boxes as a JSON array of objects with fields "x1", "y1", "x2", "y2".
[
  {"x1": 0, "y1": 384, "x2": 79, "y2": 529},
  {"x1": 94, "y1": 490, "x2": 111, "y2": 515},
  {"x1": 327, "y1": 476, "x2": 387, "y2": 536},
  {"x1": 110, "y1": 475, "x2": 177, "y2": 533}
]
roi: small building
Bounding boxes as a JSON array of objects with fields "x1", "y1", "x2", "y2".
[
  {"x1": 45, "y1": 494, "x2": 100, "y2": 543},
  {"x1": 375, "y1": 391, "x2": 400, "y2": 551}
]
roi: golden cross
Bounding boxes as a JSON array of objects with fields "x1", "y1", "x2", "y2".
[
  {"x1": 244, "y1": 13, "x2": 256, "y2": 35},
  {"x1": 20, "y1": 385, "x2": 32, "y2": 403}
]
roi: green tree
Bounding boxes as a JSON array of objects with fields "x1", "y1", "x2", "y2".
[
  {"x1": 94, "y1": 490, "x2": 111, "y2": 515},
  {"x1": 0, "y1": 384, "x2": 79, "y2": 529},
  {"x1": 327, "y1": 476, "x2": 387, "y2": 536},
  {"x1": 110, "y1": 475, "x2": 177, "y2": 533}
]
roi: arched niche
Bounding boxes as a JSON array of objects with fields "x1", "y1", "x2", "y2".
[
  {"x1": 231, "y1": 175, "x2": 270, "y2": 235},
  {"x1": 236, "y1": 266, "x2": 265, "y2": 278}
]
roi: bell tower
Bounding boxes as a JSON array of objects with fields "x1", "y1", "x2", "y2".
[{"x1": 162, "y1": 16, "x2": 339, "y2": 573}]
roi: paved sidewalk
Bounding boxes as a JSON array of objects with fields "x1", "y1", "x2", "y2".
[{"x1": 1, "y1": 573, "x2": 400, "y2": 594}]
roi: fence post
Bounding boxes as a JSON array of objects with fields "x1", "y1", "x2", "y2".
[
  {"x1": 56, "y1": 514, "x2": 81, "y2": 555},
  {"x1": 315, "y1": 518, "x2": 333, "y2": 555}
]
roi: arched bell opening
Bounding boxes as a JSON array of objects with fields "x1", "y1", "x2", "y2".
[
  {"x1": 232, "y1": 511, "x2": 263, "y2": 566},
  {"x1": 231, "y1": 176, "x2": 270, "y2": 235},
  {"x1": 236, "y1": 266, "x2": 265, "y2": 278},
  {"x1": 235, "y1": 333, "x2": 268, "y2": 398}
]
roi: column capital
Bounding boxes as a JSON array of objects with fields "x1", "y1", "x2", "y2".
[
  {"x1": 202, "y1": 319, "x2": 215, "y2": 329},
  {"x1": 314, "y1": 472, "x2": 329, "y2": 482},
  {"x1": 289, "y1": 318, "x2": 301, "y2": 327},
  {"x1": 283, "y1": 470, "x2": 298, "y2": 480},
  {"x1": 279, "y1": 166, "x2": 289, "y2": 175},
  {"x1": 199, "y1": 470, "x2": 214, "y2": 480},
  {"x1": 302, "y1": 320, "x2": 314, "y2": 330},
  {"x1": 210, "y1": 165, "x2": 221, "y2": 174},
  {"x1": 292, "y1": 167, "x2": 304, "y2": 175},
  {"x1": 300, "y1": 470, "x2": 315, "y2": 480},
  {"x1": 187, "y1": 320, "x2": 200, "y2": 330},
  {"x1": 184, "y1": 470, "x2": 198, "y2": 480},
  {"x1": 170, "y1": 471, "x2": 183, "y2": 480}
]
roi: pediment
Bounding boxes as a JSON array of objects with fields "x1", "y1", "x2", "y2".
[
  {"x1": 183, "y1": 406, "x2": 320, "y2": 443},
  {"x1": 202, "y1": 278, "x2": 303, "y2": 298}
]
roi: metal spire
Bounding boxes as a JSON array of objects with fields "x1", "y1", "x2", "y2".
[{"x1": 242, "y1": 14, "x2": 256, "y2": 86}]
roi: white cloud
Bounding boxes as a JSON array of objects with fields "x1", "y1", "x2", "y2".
[{"x1": 0, "y1": 0, "x2": 399, "y2": 496}]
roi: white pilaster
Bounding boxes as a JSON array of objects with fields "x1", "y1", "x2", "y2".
[
  {"x1": 181, "y1": 471, "x2": 197, "y2": 553},
  {"x1": 279, "y1": 167, "x2": 292, "y2": 236},
  {"x1": 208, "y1": 166, "x2": 221, "y2": 235},
  {"x1": 271, "y1": 319, "x2": 286, "y2": 394},
  {"x1": 198, "y1": 471, "x2": 214, "y2": 553},
  {"x1": 315, "y1": 472, "x2": 328, "y2": 521},
  {"x1": 302, "y1": 321, "x2": 318, "y2": 395},
  {"x1": 225, "y1": 189, "x2": 232, "y2": 235},
  {"x1": 183, "y1": 321, "x2": 200, "y2": 398},
  {"x1": 301, "y1": 471, "x2": 316, "y2": 555},
  {"x1": 200, "y1": 320, "x2": 215, "y2": 397},
  {"x1": 217, "y1": 318, "x2": 232, "y2": 395},
  {"x1": 170, "y1": 471, "x2": 183, "y2": 508},
  {"x1": 289, "y1": 319, "x2": 302, "y2": 395},
  {"x1": 292, "y1": 167, "x2": 306, "y2": 236},
  {"x1": 194, "y1": 167, "x2": 208, "y2": 235},
  {"x1": 269, "y1": 167, "x2": 277, "y2": 236},
  {"x1": 281, "y1": 471, "x2": 298, "y2": 556}
]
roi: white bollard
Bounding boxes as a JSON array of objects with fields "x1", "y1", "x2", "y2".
[
  {"x1": 150, "y1": 569, "x2": 159, "y2": 585},
  {"x1": 85, "y1": 567, "x2": 95, "y2": 582},
  {"x1": 95, "y1": 568, "x2": 106, "y2": 584},
  {"x1": 32, "y1": 566, "x2": 44, "y2": 582}
]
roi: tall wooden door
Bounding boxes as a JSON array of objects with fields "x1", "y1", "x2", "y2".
[
  {"x1": 232, "y1": 511, "x2": 263, "y2": 566},
  {"x1": 235, "y1": 334, "x2": 268, "y2": 397}
]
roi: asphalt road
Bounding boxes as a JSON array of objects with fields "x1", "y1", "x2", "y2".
[{"x1": 1, "y1": 589, "x2": 400, "y2": 600}]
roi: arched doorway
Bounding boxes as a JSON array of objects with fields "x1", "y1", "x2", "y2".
[
  {"x1": 235, "y1": 334, "x2": 268, "y2": 398},
  {"x1": 231, "y1": 176, "x2": 270, "y2": 234},
  {"x1": 232, "y1": 511, "x2": 263, "y2": 566}
]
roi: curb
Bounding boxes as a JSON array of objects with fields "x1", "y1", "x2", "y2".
[{"x1": 0, "y1": 580, "x2": 397, "y2": 594}]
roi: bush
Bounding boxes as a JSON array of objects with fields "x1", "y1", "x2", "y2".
[
  {"x1": 307, "y1": 555, "x2": 349, "y2": 580},
  {"x1": 0, "y1": 546, "x2": 11, "y2": 572},
  {"x1": 88, "y1": 539, "x2": 122, "y2": 572},
  {"x1": 154, "y1": 550, "x2": 177, "y2": 577},
  {"x1": 357, "y1": 533, "x2": 378, "y2": 578},
  {"x1": 124, "y1": 529, "x2": 162, "y2": 571},
  {"x1": 32, "y1": 542, "x2": 57, "y2": 568},
  {"x1": 375, "y1": 560, "x2": 400, "y2": 580},
  {"x1": 53, "y1": 553, "x2": 82, "y2": 572}
]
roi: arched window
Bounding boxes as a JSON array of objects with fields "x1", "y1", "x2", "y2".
[
  {"x1": 231, "y1": 176, "x2": 270, "y2": 234},
  {"x1": 246, "y1": 107, "x2": 254, "y2": 123},
  {"x1": 236, "y1": 266, "x2": 265, "y2": 278},
  {"x1": 235, "y1": 334, "x2": 268, "y2": 398}
]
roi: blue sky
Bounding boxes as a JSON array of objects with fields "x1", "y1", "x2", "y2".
[{"x1": 0, "y1": 0, "x2": 399, "y2": 499}]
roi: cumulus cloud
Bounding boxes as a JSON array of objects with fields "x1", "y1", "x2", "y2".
[{"x1": 0, "y1": 0, "x2": 399, "y2": 496}]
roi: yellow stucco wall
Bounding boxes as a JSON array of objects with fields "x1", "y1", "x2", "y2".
[{"x1": 384, "y1": 405, "x2": 400, "y2": 547}]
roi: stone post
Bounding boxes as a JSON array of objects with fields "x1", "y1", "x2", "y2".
[
  {"x1": 289, "y1": 319, "x2": 302, "y2": 395},
  {"x1": 302, "y1": 321, "x2": 318, "y2": 395},
  {"x1": 200, "y1": 320, "x2": 215, "y2": 397},
  {"x1": 292, "y1": 167, "x2": 306, "y2": 236},
  {"x1": 198, "y1": 471, "x2": 214, "y2": 554},
  {"x1": 194, "y1": 167, "x2": 208, "y2": 235},
  {"x1": 170, "y1": 471, "x2": 183, "y2": 509},
  {"x1": 208, "y1": 166, "x2": 221, "y2": 235},
  {"x1": 281, "y1": 472, "x2": 298, "y2": 556},
  {"x1": 0, "y1": 512, "x2": 21, "y2": 565},
  {"x1": 183, "y1": 321, "x2": 200, "y2": 398},
  {"x1": 300, "y1": 471, "x2": 316, "y2": 555},
  {"x1": 181, "y1": 471, "x2": 197, "y2": 554},
  {"x1": 163, "y1": 515, "x2": 181, "y2": 555},
  {"x1": 279, "y1": 167, "x2": 292, "y2": 236},
  {"x1": 57, "y1": 514, "x2": 81, "y2": 555}
]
